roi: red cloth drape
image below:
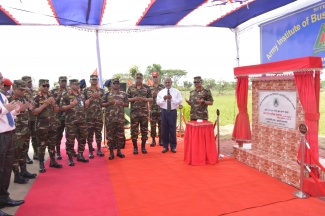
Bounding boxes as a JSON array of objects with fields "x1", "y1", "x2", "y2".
[
  {"x1": 232, "y1": 76, "x2": 251, "y2": 143},
  {"x1": 294, "y1": 71, "x2": 319, "y2": 166}
]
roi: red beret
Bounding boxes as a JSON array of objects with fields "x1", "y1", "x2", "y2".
[
  {"x1": 151, "y1": 72, "x2": 158, "y2": 76},
  {"x1": 4, "y1": 78, "x2": 12, "y2": 86}
]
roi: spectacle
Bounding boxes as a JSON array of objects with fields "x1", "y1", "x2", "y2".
[
  {"x1": 91, "y1": 79, "x2": 98, "y2": 80},
  {"x1": 152, "y1": 76, "x2": 158, "y2": 78},
  {"x1": 193, "y1": 81, "x2": 201, "y2": 84},
  {"x1": 113, "y1": 82, "x2": 120, "y2": 85},
  {"x1": 42, "y1": 85, "x2": 50, "y2": 88}
]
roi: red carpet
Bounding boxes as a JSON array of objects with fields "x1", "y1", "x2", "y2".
[
  {"x1": 15, "y1": 138, "x2": 118, "y2": 216},
  {"x1": 105, "y1": 138, "x2": 325, "y2": 216}
]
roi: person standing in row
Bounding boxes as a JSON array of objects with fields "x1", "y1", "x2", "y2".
[
  {"x1": 149, "y1": 72, "x2": 164, "y2": 147},
  {"x1": 83, "y1": 75, "x2": 105, "y2": 159},
  {"x1": 33, "y1": 79, "x2": 62, "y2": 173},
  {"x1": 127, "y1": 73, "x2": 153, "y2": 154},
  {"x1": 185, "y1": 76, "x2": 213, "y2": 120},
  {"x1": 0, "y1": 72, "x2": 25, "y2": 215},
  {"x1": 60, "y1": 79, "x2": 90, "y2": 166},
  {"x1": 102, "y1": 78, "x2": 128, "y2": 160},
  {"x1": 7, "y1": 80, "x2": 37, "y2": 183},
  {"x1": 157, "y1": 77, "x2": 182, "y2": 153},
  {"x1": 0, "y1": 78, "x2": 12, "y2": 96},
  {"x1": 50, "y1": 76, "x2": 69, "y2": 160},
  {"x1": 22, "y1": 76, "x2": 37, "y2": 163}
]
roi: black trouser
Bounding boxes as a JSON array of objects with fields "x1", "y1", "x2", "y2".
[
  {"x1": 0, "y1": 131, "x2": 14, "y2": 204},
  {"x1": 161, "y1": 109, "x2": 177, "y2": 149}
]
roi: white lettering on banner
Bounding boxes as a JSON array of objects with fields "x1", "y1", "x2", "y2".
[{"x1": 258, "y1": 91, "x2": 297, "y2": 129}]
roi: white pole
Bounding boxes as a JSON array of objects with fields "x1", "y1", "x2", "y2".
[
  {"x1": 234, "y1": 31, "x2": 240, "y2": 67},
  {"x1": 95, "y1": 30, "x2": 103, "y2": 88}
]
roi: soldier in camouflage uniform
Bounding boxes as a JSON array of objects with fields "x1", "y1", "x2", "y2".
[
  {"x1": 149, "y1": 72, "x2": 164, "y2": 147},
  {"x1": 102, "y1": 78, "x2": 128, "y2": 160},
  {"x1": 7, "y1": 80, "x2": 37, "y2": 184},
  {"x1": 83, "y1": 75, "x2": 105, "y2": 158},
  {"x1": 22, "y1": 76, "x2": 37, "y2": 163},
  {"x1": 33, "y1": 79, "x2": 62, "y2": 173},
  {"x1": 185, "y1": 76, "x2": 214, "y2": 120},
  {"x1": 50, "y1": 76, "x2": 69, "y2": 160},
  {"x1": 127, "y1": 73, "x2": 153, "y2": 154},
  {"x1": 60, "y1": 79, "x2": 90, "y2": 166}
]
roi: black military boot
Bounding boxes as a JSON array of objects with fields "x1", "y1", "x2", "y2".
[
  {"x1": 77, "y1": 152, "x2": 89, "y2": 163},
  {"x1": 150, "y1": 137, "x2": 156, "y2": 147},
  {"x1": 141, "y1": 140, "x2": 147, "y2": 154},
  {"x1": 49, "y1": 156, "x2": 63, "y2": 168},
  {"x1": 116, "y1": 146, "x2": 125, "y2": 158},
  {"x1": 13, "y1": 168, "x2": 28, "y2": 184},
  {"x1": 73, "y1": 150, "x2": 78, "y2": 157},
  {"x1": 68, "y1": 154, "x2": 75, "y2": 166},
  {"x1": 132, "y1": 140, "x2": 138, "y2": 155},
  {"x1": 20, "y1": 165, "x2": 37, "y2": 179},
  {"x1": 96, "y1": 143, "x2": 104, "y2": 157},
  {"x1": 33, "y1": 148, "x2": 39, "y2": 160},
  {"x1": 108, "y1": 147, "x2": 114, "y2": 160},
  {"x1": 56, "y1": 146, "x2": 62, "y2": 160},
  {"x1": 89, "y1": 143, "x2": 94, "y2": 159},
  {"x1": 26, "y1": 153, "x2": 33, "y2": 164},
  {"x1": 39, "y1": 160, "x2": 46, "y2": 173}
]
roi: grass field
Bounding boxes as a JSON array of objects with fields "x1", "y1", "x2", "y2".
[{"x1": 180, "y1": 91, "x2": 325, "y2": 136}]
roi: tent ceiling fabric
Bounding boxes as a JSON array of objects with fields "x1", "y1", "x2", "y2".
[{"x1": 0, "y1": 0, "x2": 299, "y2": 29}]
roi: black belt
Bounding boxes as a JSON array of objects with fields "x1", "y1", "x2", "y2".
[
  {"x1": 161, "y1": 108, "x2": 176, "y2": 112},
  {"x1": 0, "y1": 130, "x2": 13, "y2": 134}
]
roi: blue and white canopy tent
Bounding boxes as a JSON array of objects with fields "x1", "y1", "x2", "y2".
[{"x1": 0, "y1": 0, "x2": 320, "y2": 86}]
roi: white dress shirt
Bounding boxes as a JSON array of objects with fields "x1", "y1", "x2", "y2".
[
  {"x1": 157, "y1": 87, "x2": 182, "y2": 110},
  {"x1": 0, "y1": 92, "x2": 18, "y2": 133}
]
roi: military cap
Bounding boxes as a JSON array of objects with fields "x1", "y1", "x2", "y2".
[
  {"x1": 4, "y1": 78, "x2": 12, "y2": 86},
  {"x1": 90, "y1": 75, "x2": 98, "y2": 80},
  {"x1": 193, "y1": 76, "x2": 202, "y2": 81},
  {"x1": 103, "y1": 79, "x2": 111, "y2": 88},
  {"x1": 151, "y1": 72, "x2": 158, "y2": 77},
  {"x1": 39, "y1": 79, "x2": 49, "y2": 85},
  {"x1": 59, "y1": 76, "x2": 67, "y2": 81},
  {"x1": 13, "y1": 80, "x2": 29, "y2": 90},
  {"x1": 135, "y1": 73, "x2": 143, "y2": 78},
  {"x1": 69, "y1": 79, "x2": 80, "y2": 85},
  {"x1": 21, "y1": 76, "x2": 32, "y2": 82},
  {"x1": 111, "y1": 78, "x2": 119, "y2": 83}
]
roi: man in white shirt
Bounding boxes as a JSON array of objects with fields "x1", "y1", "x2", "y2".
[
  {"x1": 156, "y1": 78, "x2": 182, "y2": 153},
  {"x1": 0, "y1": 72, "x2": 25, "y2": 216}
]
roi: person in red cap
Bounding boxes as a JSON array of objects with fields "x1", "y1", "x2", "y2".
[
  {"x1": 149, "y1": 72, "x2": 165, "y2": 147},
  {"x1": 0, "y1": 78, "x2": 12, "y2": 96}
]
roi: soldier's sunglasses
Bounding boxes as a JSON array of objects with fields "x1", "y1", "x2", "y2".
[
  {"x1": 113, "y1": 82, "x2": 119, "y2": 85},
  {"x1": 193, "y1": 81, "x2": 201, "y2": 84},
  {"x1": 42, "y1": 85, "x2": 50, "y2": 88}
]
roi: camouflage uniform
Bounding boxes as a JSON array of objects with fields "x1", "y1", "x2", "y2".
[
  {"x1": 60, "y1": 80, "x2": 88, "y2": 158},
  {"x1": 50, "y1": 76, "x2": 69, "y2": 159},
  {"x1": 22, "y1": 76, "x2": 38, "y2": 159},
  {"x1": 149, "y1": 83, "x2": 164, "y2": 144},
  {"x1": 83, "y1": 75, "x2": 105, "y2": 156},
  {"x1": 7, "y1": 80, "x2": 37, "y2": 183},
  {"x1": 189, "y1": 77, "x2": 214, "y2": 120}
]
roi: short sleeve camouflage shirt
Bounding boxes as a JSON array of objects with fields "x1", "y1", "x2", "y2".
[
  {"x1": 149, "y1": 84, "x2": 165, "y2": 114},
  {"x1": 189, "y1": 88, "x2": 213, "y2": 120},
  {"x1": 83, "y1": 87, "x2": 105, "y2": 120},
  {"x1": 127, "y1": 84, "x2": 152, "y2": 118},
  {"x1": 60, "y1": 90, "x2": 86, "y2": 124},
  {"x1": 33, "y1": 92, "x2": 58, "y2": 130},
  {"x1": 103, "y1": 90, "x2": 128, "y2": 124},
  {"x1": 7, "y1": 94, "x2": 30, "y2": 135}
]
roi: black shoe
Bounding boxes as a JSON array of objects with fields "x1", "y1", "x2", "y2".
[
  {"x1": 162, "y1": 148, "x2": 169, "y2": 153},
  {"x1": 39, "y1": 160, "x2": 46, "y2": 173},
  {"x1": 0, "y1": 209, "x2": 13, "y2": 216},
  {"x1": 13, "y1": 170, "x2": 29, "y2": 184},
  {"x1": 49, "y1": 156, "x2": 63, "y2": 168},
  {"x1": 56, "y1": 146, "x2": 62, "y2": 160},
  {"x1": 171, "y1": 148, "x2": 177, "y2": 153},
  {"x1": 0, "y1": 198, "x2": 24, "y2": 208},
  {"x1": 141, "y1": 141, "x2": 147, "y2": 154},
  {"x1": 132, "y1": 140, "x2": 138, "y2": 155},
  {"x1": 26, "y1": 153, "x2": 33, "y2": 164},
  {"x1": 77, "y1": 153, "x2": 89, "y2": 163},
  {"x1": 20, "y1": 165, "x2": 37, "y2": 179},
  {"x1": 73, "y1": 151, "x2": 78, "y2": 157},
  {"x1": 33, "y1": 152, "x2": 39, "y2": 160},
  {"x1": 116, "y1": 147, "x2": 125, "y2": 158},
  {"x1": 97, "y1": 144, "x2": 104, "y2": 157},
  {"x1": 150, "y1": 137, "x2": 156, "y2": 147},
  {"x1": 89, "y1": 150, "x2": 94, "y2": 159},
  {"x1": 68, "y1": 155, "x2": 75, "y2": 166},
  {"x1": 108, "y1": 148, "x2": 114, "y2": 160}
]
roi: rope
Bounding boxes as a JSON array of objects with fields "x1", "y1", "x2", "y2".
[
  {"x1": 305, "y1": 165, "x2": 325, "y2": 196},
  {"x1": 305, "y1": 142, "x2": 325, "y2": 173}
]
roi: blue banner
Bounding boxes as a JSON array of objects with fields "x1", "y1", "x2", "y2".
[{"x1": 260, "y1": 0, "x2": 325, "y2": 66}]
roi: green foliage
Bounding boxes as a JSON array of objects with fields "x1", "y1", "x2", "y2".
[
  {"x1": 183, "y1": 81, "x2": 193, "y2": 89},
  {"x1": 112, "y1": 73, "x2": 131, "y2": 83},
  {"x1": 202, "y1": 78, "x2": 217, "y2": 90},
  {"x1": 162, "y1": 69, "x2": 187, "y2": 86},
  {"x1": 145, "y1": 64, "x2": 163, "y2": 81},
  {"x1": 128, "y1": 65, "x2": 141, "y2": 80}
]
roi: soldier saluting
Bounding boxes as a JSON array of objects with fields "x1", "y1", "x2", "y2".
[
  {"x1": 60, "y1": 79, "x2": 90, "y2": 166},
  {"x1": 102, "y1": 78, "x2": 129, "y2": 160}
]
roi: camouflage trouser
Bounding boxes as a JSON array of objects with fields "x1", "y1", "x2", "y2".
[
  {"x1": 29, "y1": 120, "x2": 38, "y2": 152},
  {"x1": 65, "y1": 123, "x2": 88, "y2": 156},
  {"x1": 106, "y1": 122, "x2": 124, "y2": 148},
  {"x1": 13, "y1": 133, "x2": 30, "y2": 170},
  {"x1": 131, "y1": 116, "x2": 148, "y2": 141},
  {"x1": 56, "y1": 119, "x2": 65, "y2": 147},
  {"x1": 150, "y1": 112, "x2": 161, "y2": 138},
  {"x1": 36, "y1": 129, "x2": 56, "y2": 160},
  {"x1": 86, "y1": 118, "x2": 103, "y2": 147}
]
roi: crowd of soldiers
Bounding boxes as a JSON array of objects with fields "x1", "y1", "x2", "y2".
[{"x1": 0, "y1": 72, "x2": 214, "y2": 185}]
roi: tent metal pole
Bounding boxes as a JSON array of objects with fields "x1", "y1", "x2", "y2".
[
  {"x1": 234, "y1": 31, "x2": 240, "y2": 67},
  {"x1": 95, "y1": 30, "x2": 103, "y2": 87}
]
